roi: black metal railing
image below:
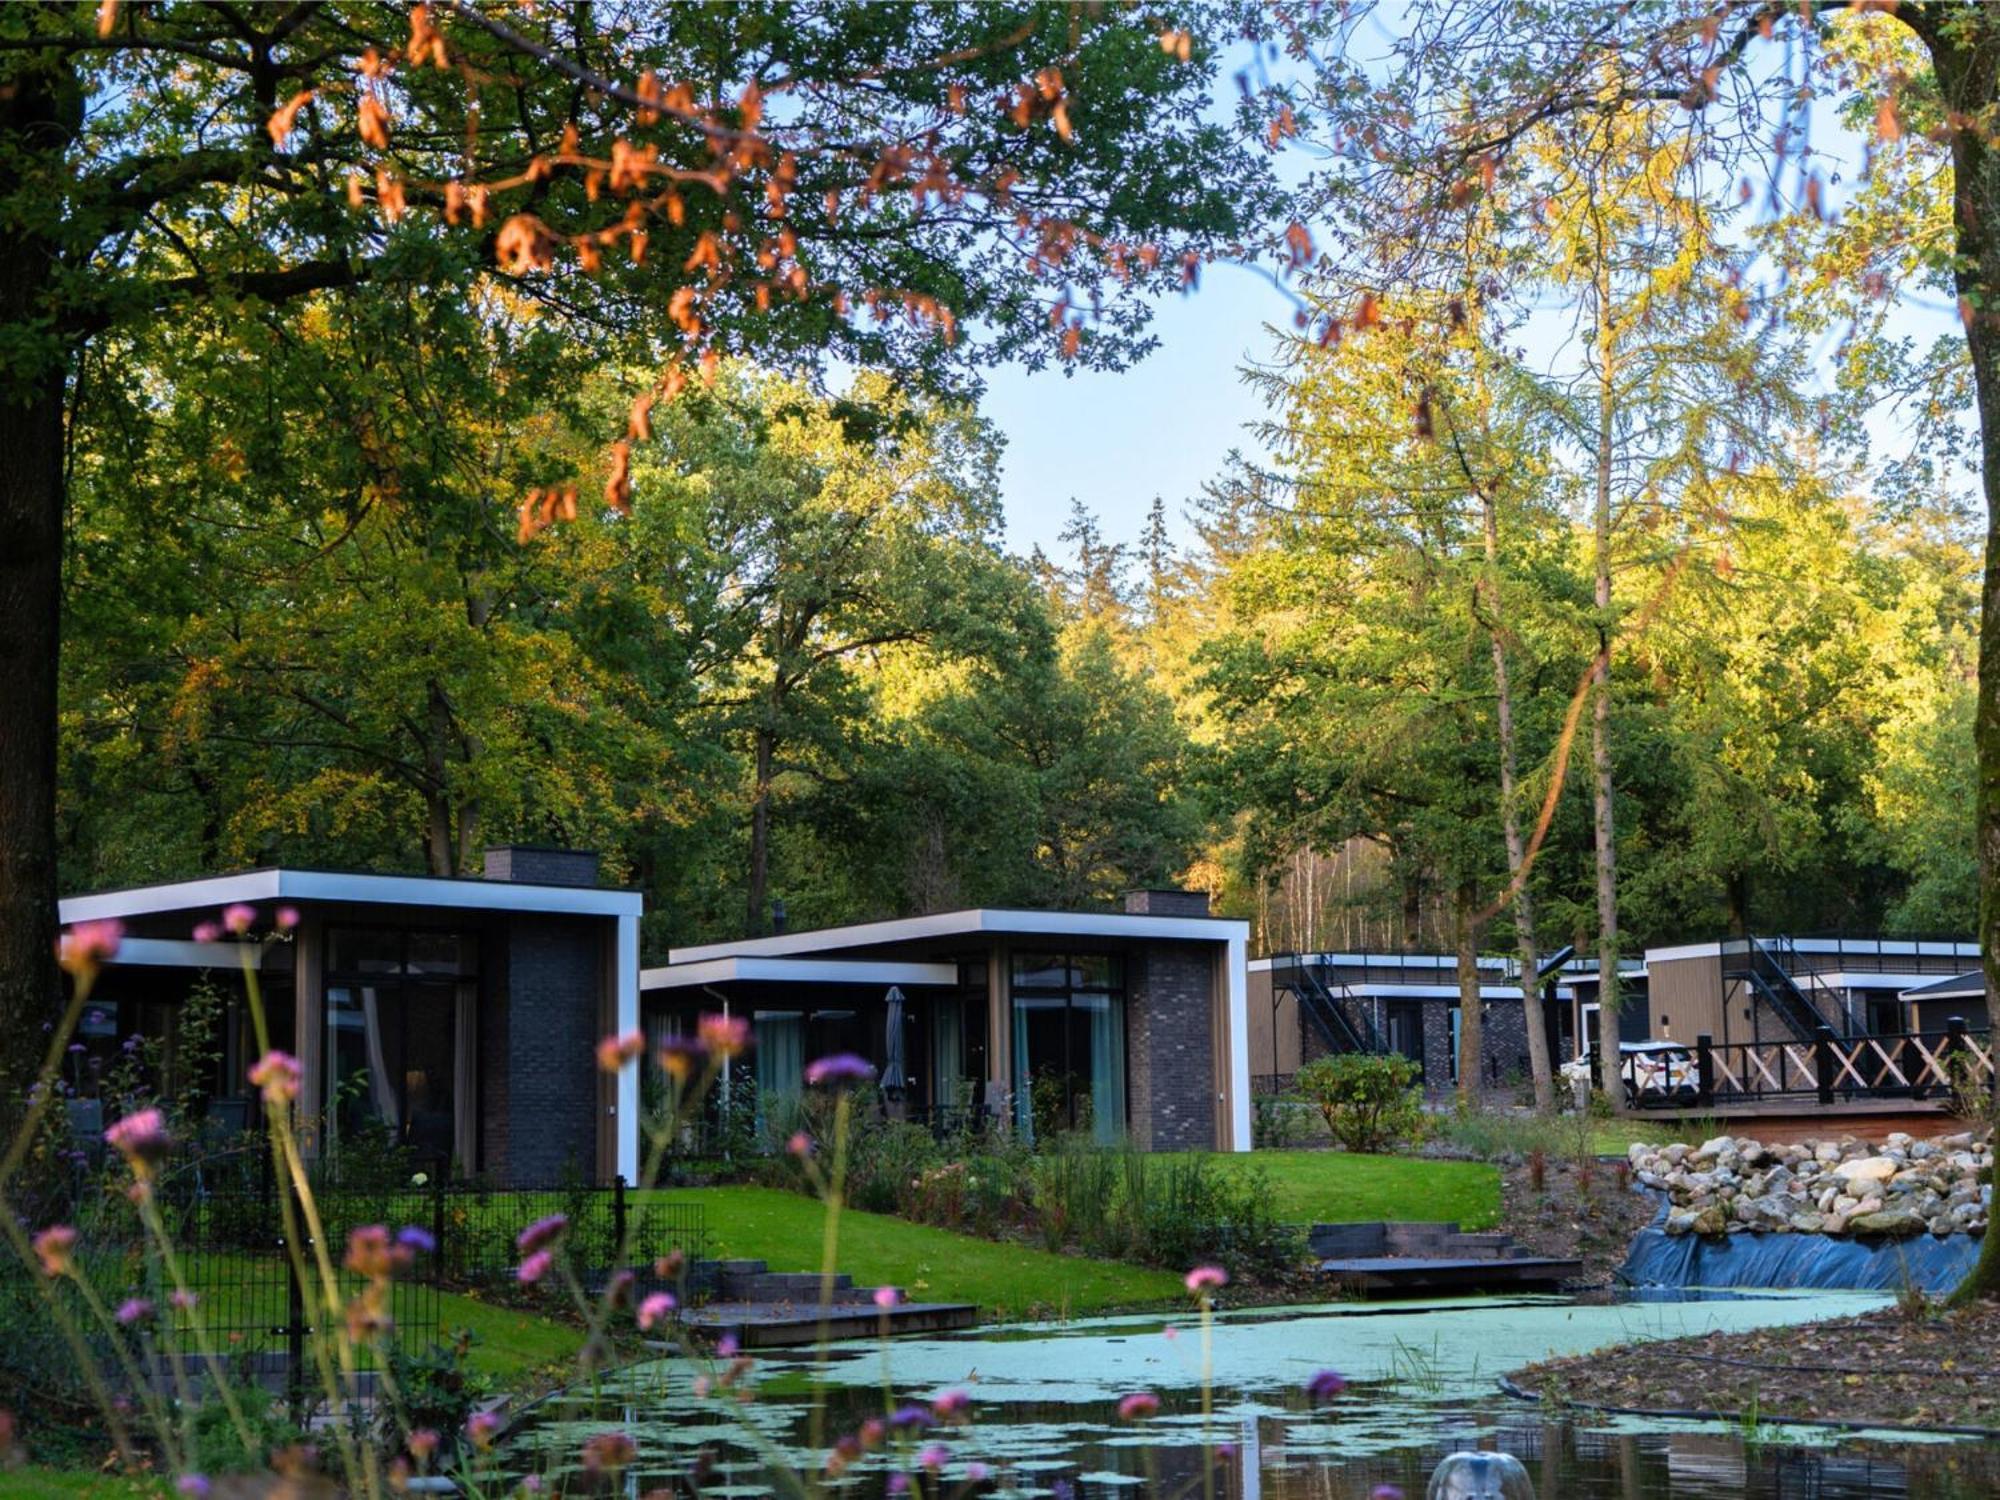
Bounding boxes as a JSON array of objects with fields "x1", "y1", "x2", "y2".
[
  {"x1": 1721, "y1": 935, "x2": 1830, "y2": 1042},
  {"x1": 1270, "y1": 954, "x2": 1383, "y2": 1055},
  {"x1": 1692, "y1": 1021, "x2": 1991, "y2": 1107}
]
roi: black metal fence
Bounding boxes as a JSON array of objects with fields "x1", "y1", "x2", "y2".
[{"x1": 6, "y1": 1153, "x2": 708, "y2": 1397}]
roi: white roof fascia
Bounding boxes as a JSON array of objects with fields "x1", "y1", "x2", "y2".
[
  {"x1": 1646, "y1": 942, "x2": 1723, "y2": 963},
  {"x1": 1790, "y1": 938, "x2": 1979, "y2": 958},
  {"x1": 669, "y1": 908, "x2": 1247, "y2": 964},
  {"x1": 1800, "y1": 972, "x2": 1948, "y2": 992},
  {"x1": 641, "y1": 957, "x2": 960, "y2": 991},
  {"x1": 1247, "y1": 954, "x2": 1505, "y2": 973},
  {"x1": 61, "y1": 868, "x2": 642, "y2": 923},
  {"x1": 1343, "y1": 983, "x2": 1527, "y2": 1000},
  {"x1": 106, "y1": 938, "x2": 274, "y2": 970}
]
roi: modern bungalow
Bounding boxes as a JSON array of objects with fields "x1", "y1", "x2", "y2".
[
  {"x1": 640, "y1": 890, "x2": 1253, "y2": 1152},
  {"x1": 57, "y1": 847, "x2": 642, "y2": 1184},
  {"x1": 58, "y1": 868, "x2": 1253, "y2": 1174}
]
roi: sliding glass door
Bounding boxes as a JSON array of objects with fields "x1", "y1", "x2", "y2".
[{"x1": 1010, "y1": 953, "x2": 1125, "y2": 1144}]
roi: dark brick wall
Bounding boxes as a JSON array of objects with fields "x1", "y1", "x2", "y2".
[
  {"x1": 486, "y1": 914, "x2": 601, "y2": 1181},
  {"x1": 1288, "y1": 989, "x2": 1533, "y2": 1097},
  {"x1": 1126, "y1": 942, "x2": 1216, "y2": 1151},
  {"x1": 483, "y1": 845, "x2": 601, "y2": 887},
  {"x1": 1123, "y1": 889, "x2": 1211, "y2": 917}
]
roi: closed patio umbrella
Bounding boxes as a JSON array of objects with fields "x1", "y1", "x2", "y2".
[{"x1": 882, "y1": 986, "x2": 908, "y2": 1098}]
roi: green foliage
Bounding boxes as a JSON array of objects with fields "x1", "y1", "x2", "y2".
[{"x1": 1292, "y1": 1054, "x2": 1427, "y2": 1154}]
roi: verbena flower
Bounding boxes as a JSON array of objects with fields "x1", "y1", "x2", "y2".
[
  {"x1": 804, "y1": 1053, "x2": 874, "y2": 1087},
  {"x1": 654, "y1": 1249, "x2": 685, "y2": 1278},
  {"x1": 344, "y1": 1225, "x2": 395, "y2": 1279},
  {"x1": 873, "y1": 1285, "x2": 901, "y2": 1309},
  {"x1": 606, "y1": 1268, "x2": 636, "y2": 1307},
  {"x1": 175, "y1": 1477, "x2": 211, "y2": 1498},
  {"x1": 516, "y1": 1214, "x2": 568, "y2": 1255},
  {"x1": 517, "y1": 1250, "x2": 553, "y2": 1285},
  {"x1": 859, "y1": 1418, "x2": 887, "y2": 1450},
  {"x1": 657, "y1": 1035, "x2": 709, "y2": 1082},
  {"x1": 191, "y1": 922, "x2": 222, "y2": 944},
  {"x1": 597, "y1": 1030, "x2": 645, "y2": 1072},
  {"x1": 115, "y1": 1297, "x2": 154, "y2": 1326},
  {"x1": 222, "y1": 904, "x2": 257, "y2": 935},
  {"x1": 407, "y1": 1428, "x2": 440, "y2": 1464},
  {"x1": 1183, "y1": 1264, "x2": 1227, "y2": 1293},
  {"x1": 1370, "y1": 1488, "x2": 1405, "y2": 1500},
  {"x1": 698, "y1": 1013, "x2": 752, "y2": 1058},
  {"x1": 931, "y1": 1390, "x2": 970, "y2": 1422},
  {"x1": 717, "y1": 1334, "x2": 739, "y2": 1358},
  {"x1": 397, "y1": 1225, "x2": 436, "y2": 1255},
  {"x1": 275, "y1": 906, "x2": 301, "y2": 931},
  {"x1": 169, "y1": 1289, "x2": 198, "y2": 1312},
  {"x1": 919, "y1": 1443, "x2": 950, "y2": 1470},
  {"x1": 249, "y1": 1050, "x2": 301, "y2": 1105},
  {"x1": 888, "y1": 1473, "x2": 911, "y2": 1495},
  {"x1": 57, "y1": 920, "x2": 124, "y2": 979},
  {"x1": 32, "y1": 1225, "x2": 76, "y2": 1278},
  {"x1": 786, "y1": 1131, "x2": 813, "y2": 1157},
  {"x1": 105, "y1": 1108, "x2": 170, "y2": 1168},
  {"x1": 465, "y1": 1410, "x2": 502, "y2": 1450},
  {"x1": 637, "y1": 1291, "x2": 677, "y2": 1330},
  {"x1": 581, "y1": 1431, "x2": 637, "y2": 1474},
  {"x1": 890, "y1": 1404, "x2": 929, "y2": 1430},
  {"x1": 1306, "y1": 1369, "x2": 1346, "y2": 1403},
  {"x1": 1117, "y1": 1392, "x2": 1160, "y2": 1420}
]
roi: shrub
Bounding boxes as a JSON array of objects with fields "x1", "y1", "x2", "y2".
[
  {"x1": 1293, "y1": 1053, "x2": 1426, "y2": 1153},
  {"x1": 1252, "y1": 1093, "x2": 1320, "y2": 1148}
]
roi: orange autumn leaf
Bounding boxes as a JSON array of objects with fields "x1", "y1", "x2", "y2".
[
  {"x1": 628, "y1": 393, "x2": 655, "y2": 443},
  {"x1": 358, "y1": 94, "x2": 392, "y2": 150},
  {"x1": 496, "y1": 214, "x2": 559, "y2": 275},
  {"x1": 604, "y1": 441, "x2": 633, "y2": 514},
  {"x1": 96, "y1": 0, "x2": 117, "y2": 37},
  {"x1": 1876, "y1": 94, "x2": 1902, "y2": 143},
  {"x1": 267, "y1": 90, "x2": 315, "y2": 149}
]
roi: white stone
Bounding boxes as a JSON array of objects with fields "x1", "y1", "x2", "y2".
[{"x1": 1833, "y1": 1155, "x2": 1897, "y2": 1184}]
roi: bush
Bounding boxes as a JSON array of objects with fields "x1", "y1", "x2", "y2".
[
  {"x1": 1252, "y1": 1093, "x2": 1320, "y2": 1148},
  {"x1": 1293, "y1": 1053, "x2": 1427, "y2": 1153}
]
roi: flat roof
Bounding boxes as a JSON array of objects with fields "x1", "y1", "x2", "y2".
[
  {"x1": 1647, "y1": 937, "x2": 1979, "y2": 963},
  {"x1": 60, "y1": 867, "x2": 643, "y2": 923},
  {"x1": 1901, "y1": 971, "x2": 1987, "y2": 1002},
  {"x1": 669, "y1": 907, "x2": 1246, "y2": 964},
  {"x1": 642, "y1": 956, "x2": 959, "y2": 991}
]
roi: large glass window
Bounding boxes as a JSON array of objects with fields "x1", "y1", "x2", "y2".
[
  {"x1": 325, "y1": 927, "x2": 478, "y2": 1169},
  {"x1": 1010, "y1": 952, "x2": 1125, "y2": 1144}
]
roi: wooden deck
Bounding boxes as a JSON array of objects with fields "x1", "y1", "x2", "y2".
[
  {"x1": 1317, "y1": 1255, "x2": 1583, "y2": 1296},
  {"x1": 1634, "y1": 1101, "x2": 1965, "y2": 1145}
]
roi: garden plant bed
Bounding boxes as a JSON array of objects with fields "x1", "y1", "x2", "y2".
[
  {"x1": 1507, "y1": 1300, "x2": 2000, "y2": 1432},
  {"x1": 1495, "y1": 1151, "x2": 1657, "y2": 1291}
]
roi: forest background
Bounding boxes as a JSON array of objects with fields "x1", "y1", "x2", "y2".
[{"x1": 48, "y1": 3, "x2": 1978, "y2": 972}]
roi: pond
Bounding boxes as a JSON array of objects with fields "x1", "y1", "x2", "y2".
[{"x1": 501, "y1": 1293, "x2": 2000, "y2": 1498}]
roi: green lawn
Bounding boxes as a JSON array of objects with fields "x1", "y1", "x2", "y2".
[
  {"x1": 1192, "y1": 1149, "x2": 1503, "y2": 1230},
  {"x1": 438, "y1": 1286, "x2": 586, "y2": 1380},
  {"x1": 664, "y1": 1185, "x2": 1184, "y2": 1320}
]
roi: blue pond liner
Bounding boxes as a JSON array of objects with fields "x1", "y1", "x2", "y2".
[{"x1": 1619, "y1": 1192, "x2": 1981, "y2": 1293}]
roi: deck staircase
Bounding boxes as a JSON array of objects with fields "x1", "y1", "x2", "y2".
[
  {"x1": 1725, "y1": 935, "x2": 1832, "y2": 1043},
  {"x1": 1272, "y1": 954, "x2": 1383, "y2": 1056}
]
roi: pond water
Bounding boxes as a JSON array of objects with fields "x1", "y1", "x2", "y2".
[{"x1": 502, "y1": 1293, "x2": 2000, "y2": 1499}]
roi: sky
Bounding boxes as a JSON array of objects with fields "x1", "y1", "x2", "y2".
[
  {"x1": 978, "y1": 264, "x2": 1296, "y2": 559},
  {"x1": 969, "y1": 18, "x2": 1969, "y2": 568}
]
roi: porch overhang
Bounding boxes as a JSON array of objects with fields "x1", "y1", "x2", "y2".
[{"x1": 641, "y1": 956, "x2": 960, "y2": 991}]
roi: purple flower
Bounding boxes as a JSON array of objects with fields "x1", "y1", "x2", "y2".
[
  {"x1": 275, "y1": 906, "x2": 301, "y2": 931},
  {"x1": 116, "y1": 1297, "x2": 154, "y2": 1326},
  {"x1": 581, "y1": 1431, "x2": 636, "y2": 1474},
  {"x1": 396, "y1": 1225, "x2": 436, "y2": 1255},
  {"x1": 717, "y1": 1334, "x2": 739, "y2": 1358},
  {"x1": 1306, "y1": 1369, "x2": 1346, "y2": 1403},
  {"x1": 466, "y1": 1410, "x2": 502, "y2": 1450},
  {"x1": 1370, "y1": 1488, "x2": 1405, "y2": 1500},
  {"x1": 874, "y1": 1285, "x2": 901, "y2": 1309},
  {"x1": 638, "y1": 1291, "x2": 677, "y2": 1330},
  {"x1": 888, "y1": 1474, "x2": 911, "y2": 1496},
  {"x1": 191, "y1": 921, "x2": 221, "y2": 944},
  {"x1": 105, "y1": 1108, "x2": 171, "y2": 1167},
  {"x1": 515, "y1": 1213, "x2": 568, "y2": 1255},
  {"x1": 804, "y1": 1053, "x2": 875, "y2": 1087},
  {"x1": 170, "y1": 1290, "x2": 198, "y2": 1312},
  {"x1": 1184, "y1": 1264, "x2": 1227, "y2": 1293},
  {"x1": 1117, "y1": 1392, "x2": 1160, "y2": 1420},
  {"x1": 967, "y1": 1462, "x2": 992, "y2": 1483},
  {"x1": 919, "y1": 1443, "x2": 950, "y2": 1470},
  {"x1": 176, "y1": 1477, "x2": 211, "y2": 1499},
  {"x1": 890, "y1": 1404, "x2": 929, "y2": 1430},
  {"x1": 517, "y1": 1250, "x2": 553, "y2": 1285},
  {"x1": 222, "y1": 903, "x2": 257, "y2": 935},
  {"x1": 931, "y1": 1389, "x2": 970, "y2": 1421}
]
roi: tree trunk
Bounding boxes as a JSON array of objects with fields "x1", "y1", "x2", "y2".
[
  {"x1": 1454, "y1": 887, "x2": 1483, "y2": 1107},
  {"x1": 745, "y1": 723, "x2": 775, "y2": 935},
  {"x1": 1590, "y1": 260, "x2": 1625, "y2": 1117},
  {"x1": 424, "y1": 681, "x2": 457, "y2": 876},
  {"x1": 1481, "y1": 490, "x2": 1554, "y2": 1111},
  {"x1": 1920, "y1": 13, "x2": 2000, "y2": 1304},
  {"x1": 0, "y1": 63, "x2": 76, "y2": 1131}
]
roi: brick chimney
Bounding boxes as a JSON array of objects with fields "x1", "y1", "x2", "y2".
[
  {"x1": 483, "y1": 845, "x2": 601, "y2": 887},
  {"x1": 1123, "y1": 888, "x2": 1210, "y2": 917}
]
